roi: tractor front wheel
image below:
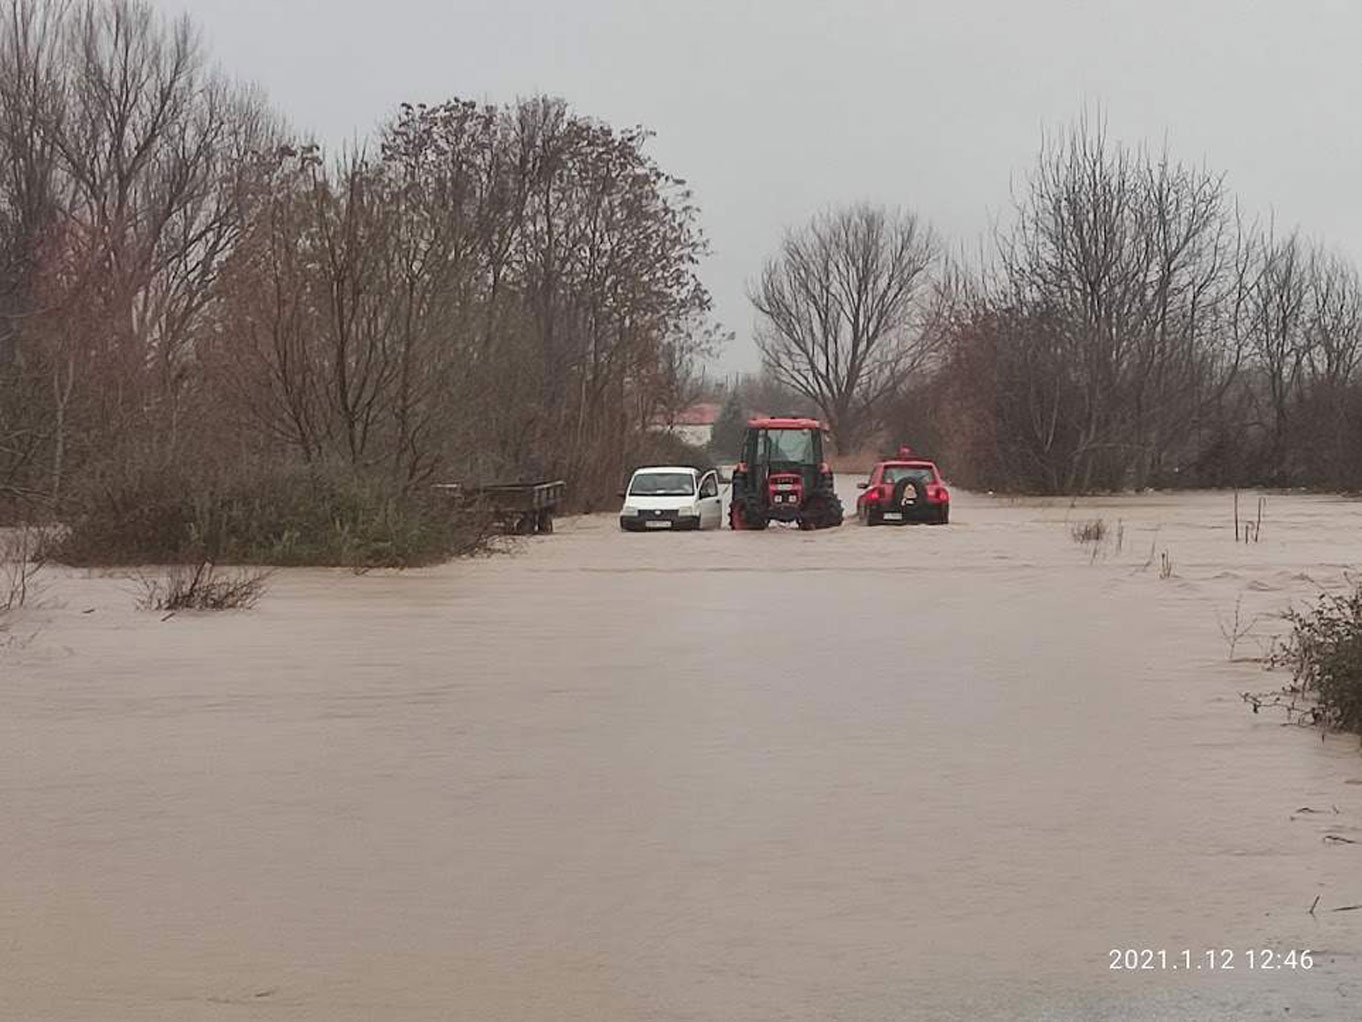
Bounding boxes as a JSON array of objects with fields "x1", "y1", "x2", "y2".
[{"x1": 729, "y1": 500, "x2": 768, "y2": 531}]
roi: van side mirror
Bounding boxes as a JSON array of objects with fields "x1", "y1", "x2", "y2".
[{"x1": 617, "y1": 490, "x2": 627, "y2": 499}]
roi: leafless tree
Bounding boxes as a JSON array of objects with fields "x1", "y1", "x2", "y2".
[
  {"x1": 0, "y1": 0, "x2": 64, "y2": 505},
  {"x1": 0, "y1": 0, "x2": 273, "y2": 506},
  {"x1": 750, "y1": 203, "x2": 937, "y2": 449},
  {"x1": 938, "y1": 115, "x2": 1248, "y2": 492},
  {"x1": 210, "y1": 96, "x2": 714, "y2": 505}
]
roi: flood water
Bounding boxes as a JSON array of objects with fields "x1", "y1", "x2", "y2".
[{"x1": 3, "y1": 486, "x2": 1361, "y2": 1020}]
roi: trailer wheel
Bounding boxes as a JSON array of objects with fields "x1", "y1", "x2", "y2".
[{"x1": 536, "y1": 509, "x2": 555, "y2": 534}]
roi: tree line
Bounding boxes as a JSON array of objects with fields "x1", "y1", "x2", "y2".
[
  {"x1": 3, "y1": 0, "x2": 1359, "y2": 566},
  {"x1": 0, "y1": 0, "x2": 713, "y2": 561},
  {"x1": 752, "y1": 118, "x2": 1362, "y2": 493}
]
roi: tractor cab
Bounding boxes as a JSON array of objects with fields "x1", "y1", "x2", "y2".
[{"x1": 730, "y1": 417, "x2": 844, "y2": 530}]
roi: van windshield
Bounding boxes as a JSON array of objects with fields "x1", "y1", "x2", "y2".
[{"x1": 629, "y1": 472, "x2": 695, "y2": 496}]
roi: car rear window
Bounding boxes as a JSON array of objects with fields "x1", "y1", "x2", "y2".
[
  {"x1": 883, "y1": 466, "x2": 935, "y2": 486},
  {"x1": 629, "y1": 472, "x2": 695, "y2": 496}
]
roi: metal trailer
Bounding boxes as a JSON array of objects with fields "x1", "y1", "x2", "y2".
[{"x1": 434, "y1": 480, "x2": 567, "y2": 535}]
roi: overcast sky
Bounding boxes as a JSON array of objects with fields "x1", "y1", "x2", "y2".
[{"x1": 174, "y1": 0, "x2": 1361, "y2": 375}]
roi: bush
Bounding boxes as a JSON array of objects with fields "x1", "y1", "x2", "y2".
[
  {"x1": 1070, "y1": 518, "x2": 1107, "y2": 544},
  {"x1": 47, "y1": 462, "x2": 494, "y2": 568},
  {"x1": 1, "y1": 525, "x2": 45, "y2": 611},
  {"x1": 137, "y1": 561, "x2": 270, "y2": 612},
  {"x1": 1268, "y1": 583, "x2": 1362, "y2": 734}
]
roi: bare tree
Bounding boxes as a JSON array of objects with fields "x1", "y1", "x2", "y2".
[
  {"x1": 750, "y1": 203, "x2": 937, "y2": 449},
  {"x1": 952, "y1": 116, "x2": 1247, "y2": 491},
  {"x1": 0, "y1": 0, "x2": 65, "y2": 505},
  {"x1": 0, "y1": 0, "x2": 273, "y2": 502},
  {"x1": 212, "y1": 96, "x2": 714, "y2": 504}
]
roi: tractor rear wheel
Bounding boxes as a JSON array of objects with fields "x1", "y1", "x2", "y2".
[{"x1": 800, "y1": 491, "x2": 844, "y2": 530}]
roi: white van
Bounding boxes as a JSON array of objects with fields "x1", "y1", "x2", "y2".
[{"x1": 618, "y1": 466, "x2": 722, "y2": 531}]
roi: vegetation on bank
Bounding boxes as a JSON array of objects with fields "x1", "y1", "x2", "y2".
[
  {"x1": 44, "y1": 464, "x2": 495, "y2": 569},
  {"x1": 136, "y1": 560, "x2": 271, "y2": 613}
]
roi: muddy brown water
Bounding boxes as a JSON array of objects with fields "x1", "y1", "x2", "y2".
[{"x1": 2, "y1": 487, "x2": 1361, "y2": 1021}]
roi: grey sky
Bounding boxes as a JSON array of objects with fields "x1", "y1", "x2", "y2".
[{"x1": 174, "y1": 0, "x2": 1362, "y2": 376}]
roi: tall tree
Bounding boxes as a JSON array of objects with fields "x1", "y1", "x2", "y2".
[{"x1": 750, "y1": 203, "x2": 937, "y2": 449}]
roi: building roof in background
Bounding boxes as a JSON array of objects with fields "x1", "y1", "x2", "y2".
[{"x1": 666, "y1": 402, "x2": 721, "y2": 427}]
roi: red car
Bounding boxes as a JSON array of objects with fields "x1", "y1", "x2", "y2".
[{"x1": 856, "y1": 458, "x2": 950, "y2": 525}]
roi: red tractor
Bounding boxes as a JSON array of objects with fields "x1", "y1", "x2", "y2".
[{"x1": 728, "y1": 417, "x2": 844, "y2": 530}]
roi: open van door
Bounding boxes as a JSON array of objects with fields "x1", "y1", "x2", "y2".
[{"x1": 698, "y1": 471, "x2": 722, "y2": 530}]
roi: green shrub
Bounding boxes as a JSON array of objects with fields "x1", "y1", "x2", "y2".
[{"x1": 1271, "y1": 582, "x2": 1362, "y2": 734}]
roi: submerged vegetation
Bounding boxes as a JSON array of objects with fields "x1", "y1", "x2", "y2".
[
  {"x1": 136, "y1": 560, "x2": 271, "y2": 613},
  {"x1": 0, "y1": 525, "x2": 45, "y2": 648},
  {"x1": 46, "y1": 464, "x2": 494, "y2": 569},
  {"x1": 1244, "y1": 580, "x2": 1362, "y2": 737},
  {"x1": 1070, "y1": 518, "x2": 1108, "y2": 545},
  {"x1": 1, "y1": 525, "x2": 43, "y2": 612}
]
